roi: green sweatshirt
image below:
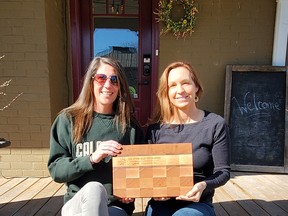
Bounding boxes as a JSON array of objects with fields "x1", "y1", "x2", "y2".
[{"x1": 48, "y1": 111, "x2": 144, "y2": 215}]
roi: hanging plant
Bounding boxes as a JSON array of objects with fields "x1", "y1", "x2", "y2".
[{"x1": 155, "y1": 0, "x2": 198, "y2": 39}]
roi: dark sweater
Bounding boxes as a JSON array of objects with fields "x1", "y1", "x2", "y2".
[
  {"x1": 48, "y1": 112, "x2": 144, "y2": 216},
  {"x1": 145, "y1": 111, "x2": 230, "y2": 203}
]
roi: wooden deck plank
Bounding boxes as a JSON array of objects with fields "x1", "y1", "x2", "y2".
[
  {"x1": 214, "y1": 203, "x2": 229, "y2": 216},
  {"x1": 222, "y1": 179, "x2": 270, "y2": 216},
  {"x1": 268, "y1": 174, "x2": 288, "y2": 187},
  {"x1": 230, "y1": 173, "x2": 288, "y2": 216},
  {"x1": 33, "y1": 183, "x2": 66, "y2": 216},
  {"x1": 135, "y1": 197, "x2": 149, "y2": 213},
  {"x1": 12, "y1": 178, "x2": 61, "y2": 216},
  {"x1": 12, "y1": 180, "x2": 63, "y2": 216},
  {"x1": 233, "y1": 173, "x2": 288, "y2": 200},
  {"x1": 256, "y1": 174, "x2": 288, "y2": 199},
  {"x1": 0, "y1": 178, "x2": 39, "y2": 206},
  {"x1": 0, "y1": 178, "x2": 52, "y2": 215},
  {"x1": 0, "y1": 177, "x2": 27, "y2": 196},
  {"x1": 214, "y1": 186, "x2": 250, "y2": 216},
  {"x1": 55, "y1": 209, "x2": 62, "y2": 216},
  {"x1": 0, "y1": 172, "x2": 287, "y2": 216},
  {"x1": 0, "y1": 177, "x2": 11, "y2": 187},
  {"x1": 248, "y1": 174, "x2": 288, "y2": 214}
]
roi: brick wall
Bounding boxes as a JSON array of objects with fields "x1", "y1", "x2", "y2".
[
  {"x1": 0, "y1": 0, "x2": 278, "y2": 177},
  {"x1": 159, "y1": 0, "x2": 276, "y2": 115},
  {"x1": 0, "y1": 0, "x2": 67, "y2": 177}
]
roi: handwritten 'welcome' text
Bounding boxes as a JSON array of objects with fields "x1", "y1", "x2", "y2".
[{"x1": 232, "y1": 92, "x2": 281, "y2": 115}]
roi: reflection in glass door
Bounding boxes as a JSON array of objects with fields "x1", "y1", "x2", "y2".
[{"x1": 92, "y1": 0, "x2": 139, "y2": 99}]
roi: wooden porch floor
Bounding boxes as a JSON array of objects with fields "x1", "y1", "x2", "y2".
[{"x1": 0, "y1": 172, "x2": 287, "y2": 216}]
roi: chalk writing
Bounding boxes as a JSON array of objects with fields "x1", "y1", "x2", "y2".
[
  {"x1": 226, "y1": 67, "x2": 286, "y2": 167},
  {"x1": 232, "y1": 92, "x2": 281, "y2": 117}
]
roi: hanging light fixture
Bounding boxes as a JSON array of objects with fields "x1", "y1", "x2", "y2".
[
  {"x1": 121, "y1": 0, "x2": 124, "y2": 12},
  {"x1": 109, "y1": 0, "x2": 126, "y2": 15},
  {"x1": 111, "y1": 0, "x2": 115, "y2": 13}
]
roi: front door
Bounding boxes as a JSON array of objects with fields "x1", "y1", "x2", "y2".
[{"x1": 69, "y1": 0, "x2": 159, "y2": 126}]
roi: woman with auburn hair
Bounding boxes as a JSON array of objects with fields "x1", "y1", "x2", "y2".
[
  {"x1": 48, "y1": 57, "x2": 144, "y2": 216},
  {"x1": 145, "y1": 61, "x2": 230, "y2": 216}
]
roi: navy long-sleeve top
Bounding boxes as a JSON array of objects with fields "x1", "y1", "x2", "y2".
[{"x1": 145, "y1": 111, "x2": 230, "y2": 203}]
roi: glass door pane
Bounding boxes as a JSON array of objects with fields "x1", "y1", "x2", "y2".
[{"x1": 93, "y1": 1, "x2": 139, "y2": 99}]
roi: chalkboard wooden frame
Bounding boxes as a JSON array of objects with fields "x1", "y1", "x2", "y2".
[{"x1": 224, "y1": 65, "x2": 288, "y2": 173}]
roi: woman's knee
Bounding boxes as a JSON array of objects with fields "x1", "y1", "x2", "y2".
[{"x1": 82, "y1": 182, "x2": 107, "y2": 200}]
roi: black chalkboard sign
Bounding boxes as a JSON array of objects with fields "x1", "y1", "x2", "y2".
[{"x1": 224, "y1": 65, "x2": 287, "y2": 173}]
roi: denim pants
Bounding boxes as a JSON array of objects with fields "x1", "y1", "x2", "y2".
[
  {"x1": 145, "y1": 198, "x2": 216, "y2": 216},
  {"x1": 61, "y1": 182, "x2": 128, "y2": 216}
]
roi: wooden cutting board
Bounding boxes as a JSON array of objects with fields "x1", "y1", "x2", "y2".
[{"x1": 112, "y1": 143, "x2": 194, "y2": 198}]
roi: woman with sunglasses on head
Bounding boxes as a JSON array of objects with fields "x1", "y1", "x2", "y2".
[
  {"x1": 145, "y1": 61, "x2": 230, "y2": 216},
  {"x1": 48, "y1": 56, "x2": 144, "y2": 216}
]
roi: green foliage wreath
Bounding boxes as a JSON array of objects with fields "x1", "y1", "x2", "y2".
[{"x1": 155, "y1": 0, "x2": 198, "y2": 38}]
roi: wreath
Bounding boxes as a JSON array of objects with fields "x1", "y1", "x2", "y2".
[{"x1": 155, "y1": 0, "x2": 198, "y2": 39}]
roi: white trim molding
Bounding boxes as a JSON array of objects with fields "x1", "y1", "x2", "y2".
[{"x1": 272, "y1": 0, "x2": 288, "y2": 66}]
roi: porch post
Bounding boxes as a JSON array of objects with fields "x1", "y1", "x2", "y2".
[{"x1": 272, "y1": 0, "x2": 288, "y2": 66}]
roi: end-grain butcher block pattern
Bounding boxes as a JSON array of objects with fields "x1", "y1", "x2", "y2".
[{"x1": 112, "y1": 143, "x2": 194, "y2": 198}]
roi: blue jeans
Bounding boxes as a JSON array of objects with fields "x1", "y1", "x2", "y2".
[{"x1": 145, "y1": 198, "x2": 215, "y2": 216}]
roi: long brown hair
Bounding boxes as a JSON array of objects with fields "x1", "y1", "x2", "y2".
[
  {"x1": 62, "y1": 57, "x2": 135, "y2": 143},
  {"x1": 149, "y1": 61, "x2": 203, "y2": 124}
]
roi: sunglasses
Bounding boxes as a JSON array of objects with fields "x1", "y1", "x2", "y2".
[{"x1": 92, "y1": 74, "x2": 118, "y2": 85}]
